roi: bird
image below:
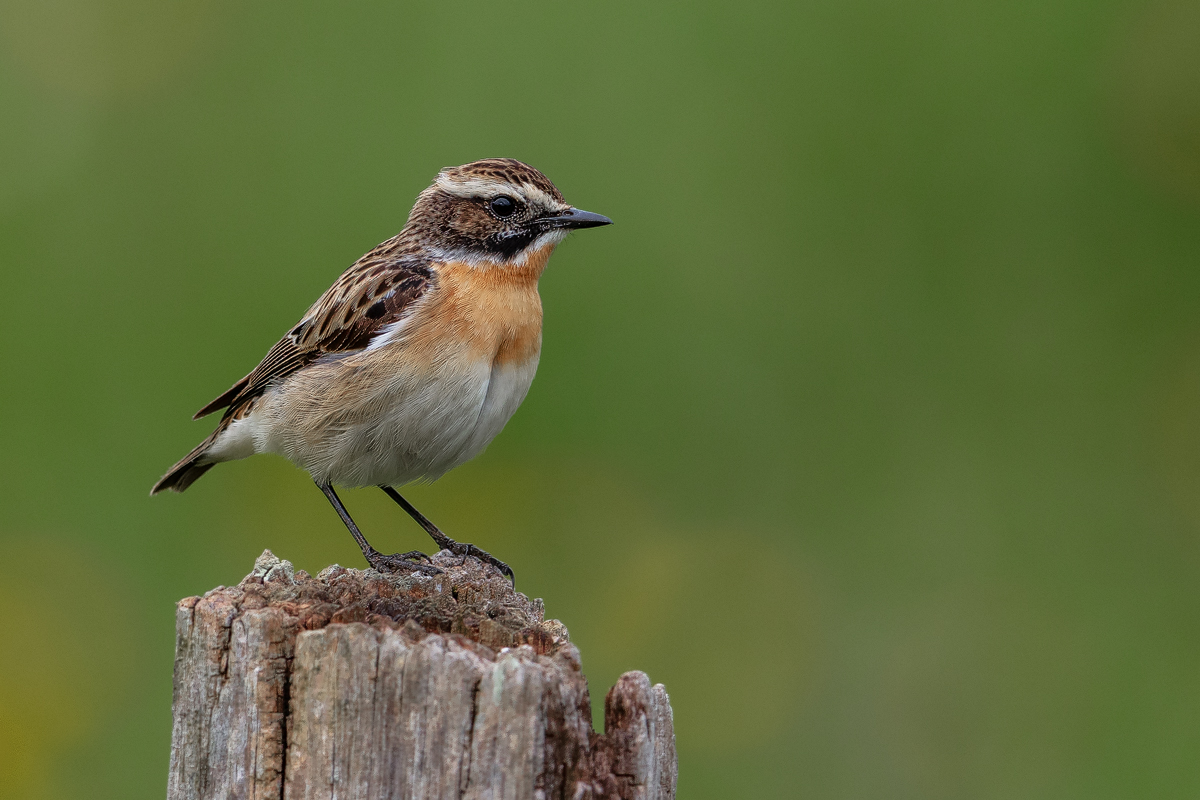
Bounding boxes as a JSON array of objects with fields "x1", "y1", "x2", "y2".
[{"x1": 152, "y1": 158, "x2": 611, "y2": 584}]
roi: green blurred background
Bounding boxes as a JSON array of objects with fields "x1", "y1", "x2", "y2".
[{"x1": 2, "y1": 0, "x2": 1199, "y2": 796}]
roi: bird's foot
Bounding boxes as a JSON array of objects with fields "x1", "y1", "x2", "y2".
[
  {"x1": 439, "y1": 540, "x2": 514, "y2": 586},
  {"x1": 365, "y1": 548, "x2": 442, "y2": 576}
]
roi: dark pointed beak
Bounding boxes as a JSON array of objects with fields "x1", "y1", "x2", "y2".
[{"x1": 543, "y1": 207, "x2": 613, "y2": 230}]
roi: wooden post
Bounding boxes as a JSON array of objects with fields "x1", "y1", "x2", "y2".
[{"x1": 167, "y1": 550, "x2": 677, "y2": 800}]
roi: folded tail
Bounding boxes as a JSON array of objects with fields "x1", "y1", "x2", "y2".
[{"x1": 151, "y1": 426, "x2": 223, "y2": 494}]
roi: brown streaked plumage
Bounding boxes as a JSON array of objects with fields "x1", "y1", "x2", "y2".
[{"x1": 152, "y1": 159, "x2": 611, "y2": 583}]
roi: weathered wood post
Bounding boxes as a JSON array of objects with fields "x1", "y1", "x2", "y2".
[{"x1": 167, "y1": 550, "x2": 677, "y2": 800}]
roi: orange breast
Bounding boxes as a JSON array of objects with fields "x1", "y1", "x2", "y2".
[{"x1": 413, "y1": 246, "x2": 551, "y2": 367}]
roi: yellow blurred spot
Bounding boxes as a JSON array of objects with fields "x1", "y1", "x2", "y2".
[{"x1": 0, "y1": 537, "x2": 137, "y2": 799}]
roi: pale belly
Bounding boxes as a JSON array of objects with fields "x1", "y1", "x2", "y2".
[{"x1": 210, "y1": 348, "x2": 539, "y2": 488}]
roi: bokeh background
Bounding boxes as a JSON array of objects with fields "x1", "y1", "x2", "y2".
[{"x1": 2, "y1": 0, "x2": 1199, "y2": 797}]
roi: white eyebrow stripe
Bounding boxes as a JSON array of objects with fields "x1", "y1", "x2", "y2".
[{"x1": 433, "y1": 175, "x2": 561, "y2": 211}]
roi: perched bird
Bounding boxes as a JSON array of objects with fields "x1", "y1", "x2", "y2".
[{"x1": 152, "y1": 159, "x2": 611, "y2": 583}]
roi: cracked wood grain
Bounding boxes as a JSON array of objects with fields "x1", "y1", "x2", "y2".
[{"x1": 167, "y1": 551, "x2": 676, "y2": 800}]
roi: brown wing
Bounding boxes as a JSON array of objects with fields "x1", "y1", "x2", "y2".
[{"x1": 194, "y1": 246, "x2": 434, "y2": 420}]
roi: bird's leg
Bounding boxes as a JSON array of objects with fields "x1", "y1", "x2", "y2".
[
  {"x1": 379, "y1": 485, "x2": 515, "y2": 586},
  {"x1": 316, "y1": 482, "x2": 441, "y2": 575}
]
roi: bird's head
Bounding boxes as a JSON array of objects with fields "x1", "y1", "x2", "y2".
[{"x1": 407, "y1": 158, "x2": 612, "y2": 265}]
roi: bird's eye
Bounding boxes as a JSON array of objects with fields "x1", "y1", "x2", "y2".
[{"x1": 489, "y1": 196, "x2": 517, "y2": 218}]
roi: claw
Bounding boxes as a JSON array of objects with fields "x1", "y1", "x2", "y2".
[
  {"x1": 368, "y1": 550, "x2": 443, "y2": 576},
  {"x1": 448, "y1": 543, "x2": 514, "y2": 587},
  {"x1": 378, "y1": 486, "x2": 516, "y2": 586}
]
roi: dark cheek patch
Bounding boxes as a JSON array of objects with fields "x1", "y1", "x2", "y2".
[{"x1": 485, "y1": 228, "x2": 538, "y2": 258}]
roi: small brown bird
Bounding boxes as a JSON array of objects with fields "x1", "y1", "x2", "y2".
[{"x1": 152, "y1": 159, "x2": 611, "y2": 583}]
